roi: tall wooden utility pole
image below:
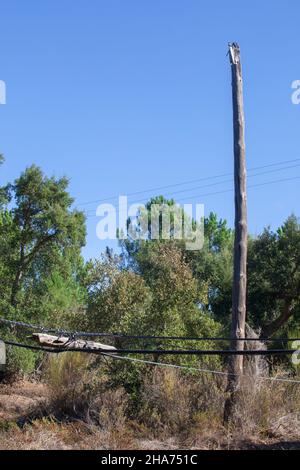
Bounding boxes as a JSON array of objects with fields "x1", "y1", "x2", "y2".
[
  {"x1": 224, "y1": 43, "x2": 248, "y2": 423},
  {"x1": 0, "y1": 340, "x2": 6, "y2": 378}
]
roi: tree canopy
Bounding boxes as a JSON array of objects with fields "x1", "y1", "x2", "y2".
[
  {"x1": 1, "y1": 162, "x2": 300, "y2": 378},
  {"x1": 0, "y1": 165, "x2": 86, "y2": 326}
]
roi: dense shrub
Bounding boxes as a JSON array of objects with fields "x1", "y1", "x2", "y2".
[{"x1": 4, "y1": 343, "x2": 37, "y2": 382}]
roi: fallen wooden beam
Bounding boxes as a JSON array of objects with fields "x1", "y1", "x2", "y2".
[{"x1": 32, "y1": 333, "x2": 117, "y2": 353}]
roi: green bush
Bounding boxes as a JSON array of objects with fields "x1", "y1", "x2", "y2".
[{"x1": 4, "y1": 344, "x2": 37, "y2": 381}]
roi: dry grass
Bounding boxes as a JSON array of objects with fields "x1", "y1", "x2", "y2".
[
  {"x1": 0, "y1": 416, "x2": 299, "y2": 450},
  {"x1": 44, "y1": 353, "x2": 130, "y2": 430},
  {"x1": 0, "y1": 356, "x2": 300, "y2": 450},
  {"x1": 138, "y1": 368, "x2": 224, "y2": 437}
]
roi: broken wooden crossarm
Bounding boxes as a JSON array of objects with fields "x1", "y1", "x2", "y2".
[{"x1": 32, "y1": 333, "x2": 117, "y2": 354}]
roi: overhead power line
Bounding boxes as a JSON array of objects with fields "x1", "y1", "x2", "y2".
[
  {"x1": 85, "y1": 163, "x2": 300, "y2": 216},
  {"x1": 167, "y1": 162, "x2": 300, "y2": 199},
  {"x1": 1, "y1": 337, "x2": 299, "y2": 383},
  {"x1": 84, "y1": 174, "x2": 300, "y2": 218},
  {"x1": 77, "y1": 158, "x2": 300, "y2": 207},
  {"x1": 0, "y1": 337, "x2": 299, "y2": 356},
  {"x1": 174, "y1": 175, "x2": 300, "y2": 204},
  {"x1": 1, "y1": 317, "x2": 300, "y2": 342},
  {"x1": 102, "y1": 353, "x2": 300, "y2": 385}
]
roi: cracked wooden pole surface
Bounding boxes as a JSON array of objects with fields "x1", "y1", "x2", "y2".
[
  {"x1": 224, "y1": 42, "x2": 248, "y2": 423},
  {"x1": 0, "y1": 340, "x2": 6, "y2": 374}
]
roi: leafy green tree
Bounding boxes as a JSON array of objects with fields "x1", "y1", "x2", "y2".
[
  {"x1": 185, "y1": 212, "x2": 233, "y2": 326},
  {"x1": 116, "y1": 201, "x2": 224, "y2": 341},
  {"x1": 0, "y1": 164, "x2": 87, "y2": 378},
  {"x1": 131, "y1": 242, "x2": 212, "y2": 337},
  {"x1": 0, "y1": 155, "x2": 10, "y2": 208},
  {"x1": 86, "y1": 244, "x2": 221, "y2": 347},
  {"x1": 120, "y1": 196, "x2": 185, "y2": 268},
  {"x1": 247, "y1": 215, "x2": 300, "y2": 337},
  {"x1": 86, "y1": 252, "x2": 152, "y2": 334},
  {"x1": 0, "y1": 165, "x2": 86, "y2": 326},
  {"x1": 86, "y1": 243, "x2": 221, "y2": 403}
]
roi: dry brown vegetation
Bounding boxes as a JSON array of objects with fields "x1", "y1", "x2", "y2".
[{"x1": 0, "y1": 353, "x2": 300, "y2": 450}]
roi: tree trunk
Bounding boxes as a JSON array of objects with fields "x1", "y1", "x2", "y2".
[
  {"x1": 10, "y1": 268, "x2": 23, "y2": 307},
  {"x1": 244, "y1": 324, "x2": 268, "y2": 385},
  {"x1": 260, "y1": 300, "x2": 293, "y2": 338},
  {"x1": 224, "y1": 43, "x2": 248, "y2": 423},
  {"x1": 10, "y1": 243, "x2": 25, "y2": 307}
]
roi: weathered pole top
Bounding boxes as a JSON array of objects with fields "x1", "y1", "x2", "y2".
[{"x1": 228, "y1": 42, "x2": 241, "y2": 65}]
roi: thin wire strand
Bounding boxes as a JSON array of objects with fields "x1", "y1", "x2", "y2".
[
  {"x1": 102, "y1": 353, "x2": 300, "y2": 385},
  {"x1": 176, "y1": 175, "x2": 300, "y2": 204},
  {"x1": 77, "y1": 158, "x2": 300, "y2": 207},
  {"x1": 84, "y1": 162, "x2": 300, "y2": 213},
  {"x1": 84, "y1": 175, "x2": 300, "y2": 218}
]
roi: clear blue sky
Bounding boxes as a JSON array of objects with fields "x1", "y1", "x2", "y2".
[{"x1": 0, "y1": 0, "x2": 299, "y2": 259}]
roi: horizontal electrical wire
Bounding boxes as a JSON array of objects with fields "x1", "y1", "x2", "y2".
[
  {"x1": 1, "y1": 317, "x2": 300, "y2": 342},
  {"x1": 0, "y1": 317, "x2": 72, "y2": 337},
  {"x1": 0, "y1": 337, "x2": 298, "y2": 356},
  {"x1": 77, "y1": 158, "x2": 300, "y2": 208},
  {"x1": 102, "y1": 353, "x2": 300, "y2": 385},
  {"x1": 146, "y1": 162, "x2": 300, "y2": 200},
  {"x1": 84, "y1": 174, "x2": 300, "y2": 218},
  {"x1": 97, "y1": 163, "x2": 300, "y2": 208},
  {"x1": 0, "y1": 338, "x2": 67, "y2": 354},
  {"x1": 175, "y1": 175, "x2": 300, "y2": 205},
  {"x1": 1, "y1": 338, "x2": 300, "y2": 385}
]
